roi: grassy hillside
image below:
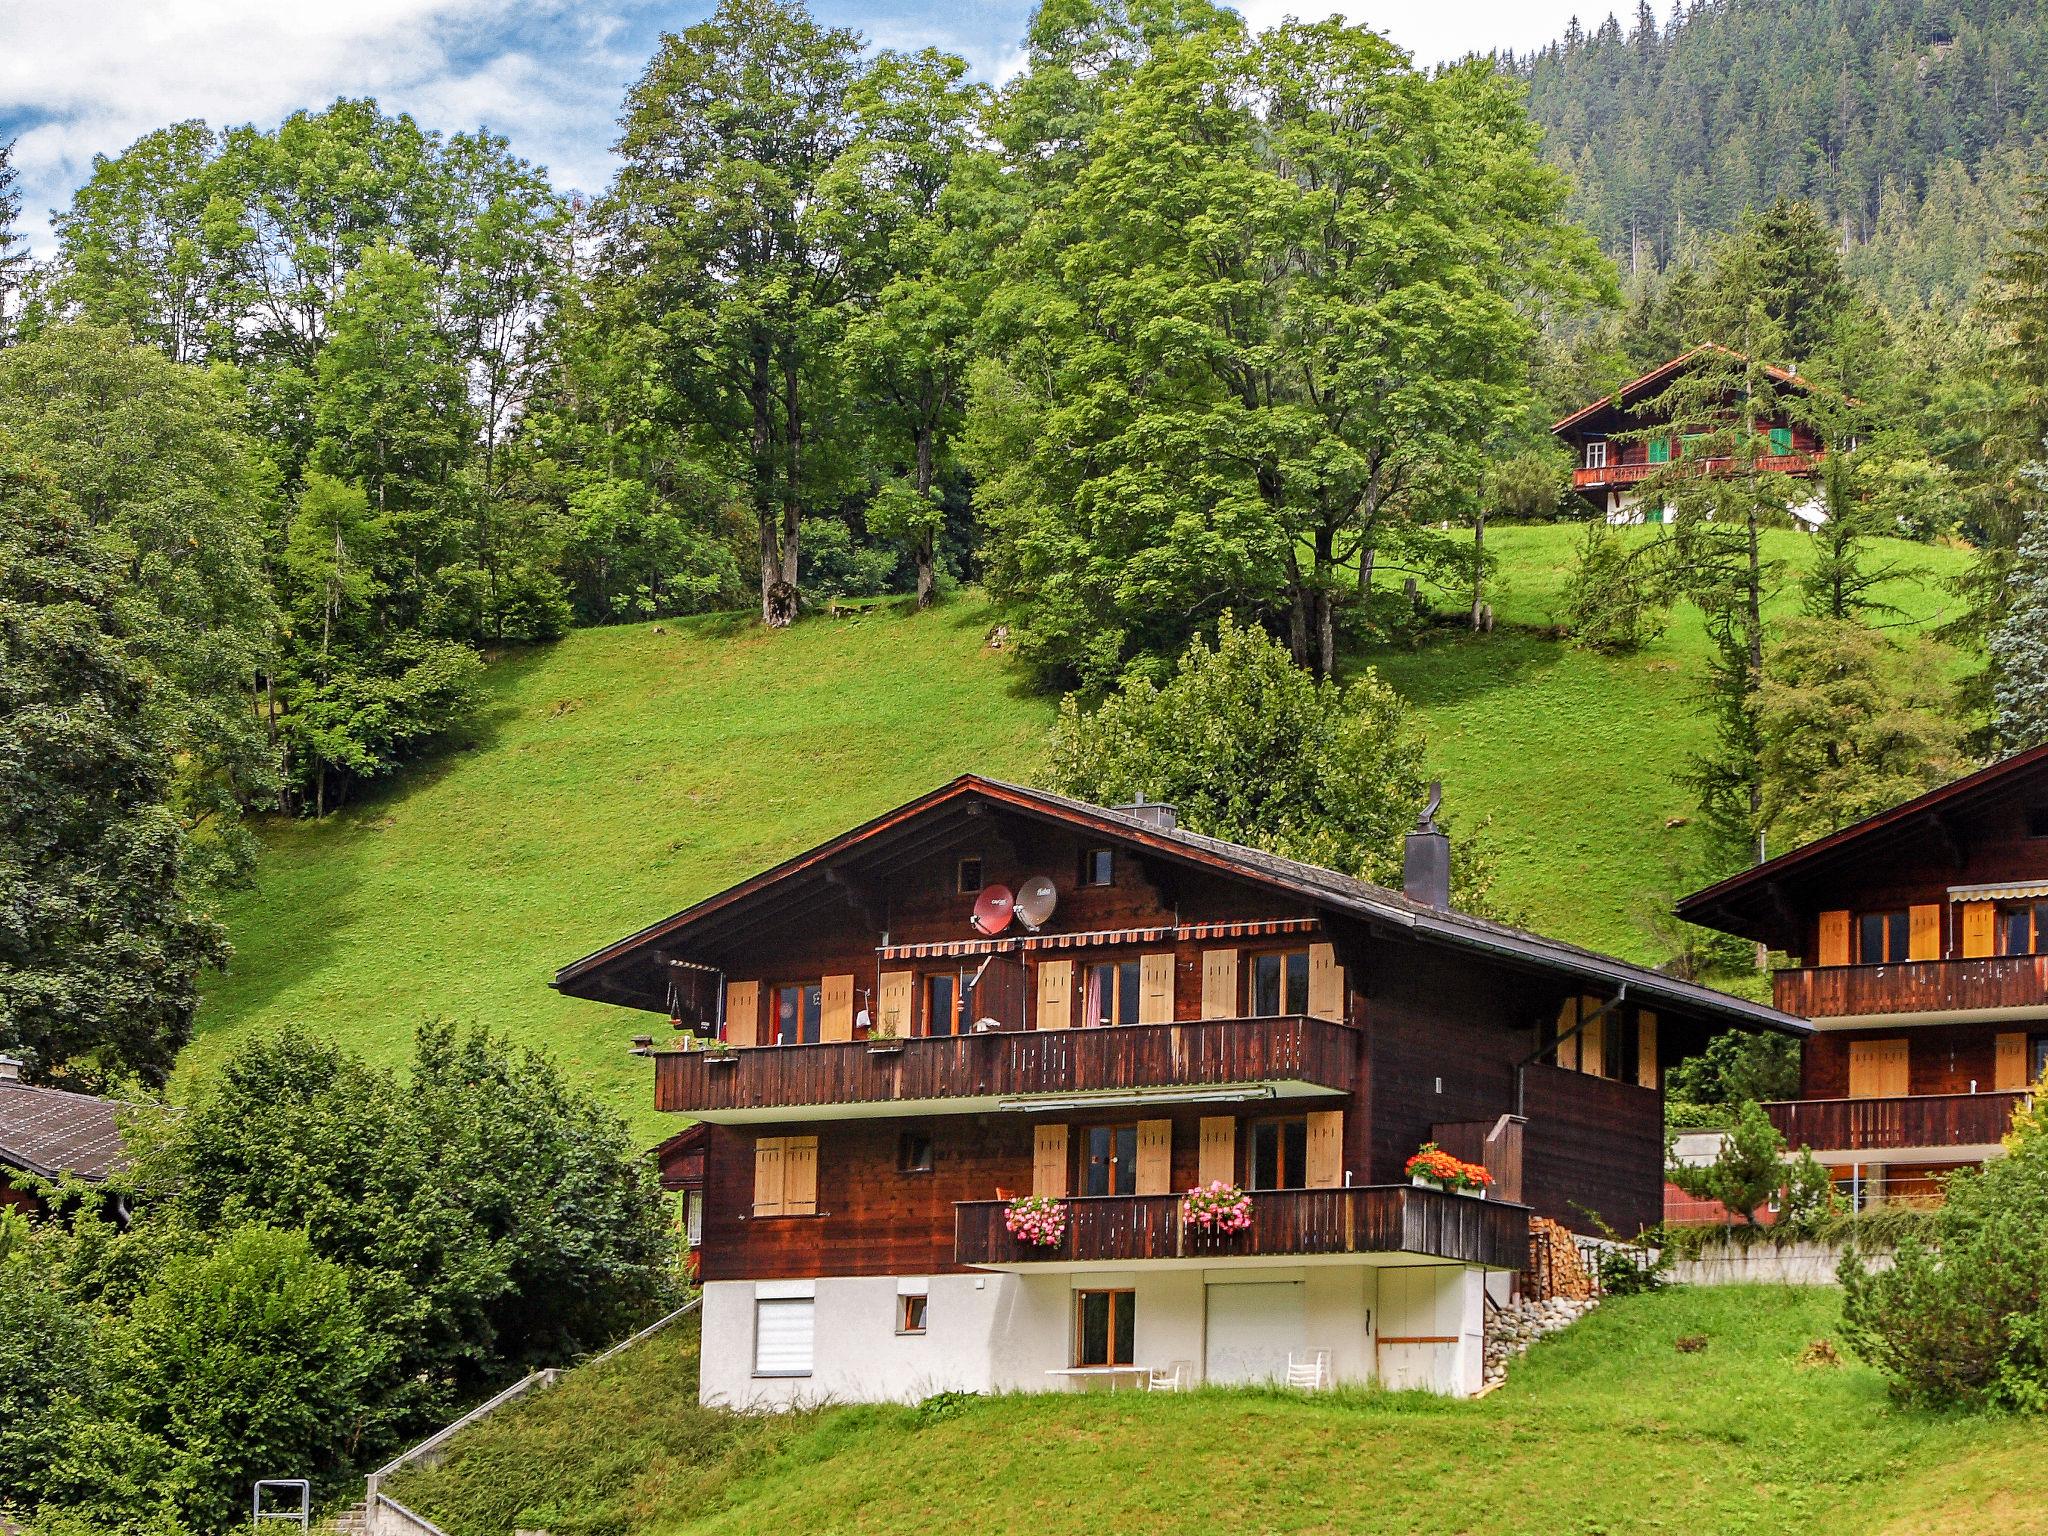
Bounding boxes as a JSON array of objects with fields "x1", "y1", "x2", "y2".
[
  {"x1": 387, "y1": 1287, "x2": 2048, "y2": 1536},
  {"x1": 193, "y1": 527, "x2": 1970, "y2": 1132}
]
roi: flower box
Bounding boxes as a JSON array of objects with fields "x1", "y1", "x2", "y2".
[
  {"x1": 866, "y1": 1039, "x2": 905, "y2": 1055},
  {"x1": 1004, "y1": 1194, "x2": 1067, "y2": 1248},
  {"x1": 1181, "y1": 1181, "x2": 1254, "y2": 1236},
  {"x1": 1404, "y1": 1142, "x2": 1493, "y2": 1195}
]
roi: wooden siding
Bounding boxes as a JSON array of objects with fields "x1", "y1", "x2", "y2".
[
  {"x1": 1765, "y1": 1091, "x2": 2028, "y2": 1153},
  {"x1": 655, "y1": 1014, "x2": 1360, "y2": 1115},
  {"x1": 1518, "y1": 1063, "x2": 1664, "y2": 1238},
  {"x1": 1774, "y1": 956, "x2": 2048, "y2": 1021},
  {"x1": 954, "y1": 1186, "x2": 1529, "y2": 1271},
  {"x1": 1432, "y1": 1116, "x2": 1525, "y2": 1205}
]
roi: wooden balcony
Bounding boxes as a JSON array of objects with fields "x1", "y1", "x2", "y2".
[
  {"x1": 1764, "y1": 1091, "x2": 2028, "y2": 1154},
  {"x1": 1573, "y1": 451, "x2": 1819, "y2": 490},
  {"x1": 1773, "y1": 955, "x2": 2048, "y2": 1022},
  {"x1": 654, "y1": 1015, "x2": 1360, "y2": 1120},
  {"x1": 955, "y1": 1185, "x2": 1528, "y2": 1271}
]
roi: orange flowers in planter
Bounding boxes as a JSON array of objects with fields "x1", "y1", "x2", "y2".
[{"x1": 1404, "y1": 1142, "x2": 1493, "y2": 1191}]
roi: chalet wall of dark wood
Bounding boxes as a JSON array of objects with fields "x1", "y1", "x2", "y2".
[
  {"x1": 1765, "y1": 1091, "x2": 2026, "y2": 1154},
  {"x1": 1518, "y1": 1063, "x2": 1663, "y2": 1238}
]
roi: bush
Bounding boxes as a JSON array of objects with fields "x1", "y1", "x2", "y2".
[
  {"x1": 0, "y1": 1254, "x2": 97, "y2": 1512},
  {"x1": 1666, "y1": 1100, "x2": 1834, "y2": 1231},
  {"x1": 1841, "y1": 1112, "x2": 2048, "y2": 1410}
]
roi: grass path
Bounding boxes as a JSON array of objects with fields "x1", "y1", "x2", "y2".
[
  {"x1": 387, "y1": 1287, "x2": 2048, "y2": 1536},
  {"x1": 194, "y1": 528, "x2": 1973, "y2": 1127}
]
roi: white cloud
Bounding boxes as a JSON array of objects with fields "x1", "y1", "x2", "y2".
[{"x1": 1235, "y1": 1, "x2": 1611, "y2": 65}]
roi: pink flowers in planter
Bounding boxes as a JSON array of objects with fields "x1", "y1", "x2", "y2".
[
  {"x1": 1004, "y1": 1194, "x2": 1068, "y2": 1247},
  {"x1": 1181, "y1": 1181, "x2": 1254, "y2": 1235}
]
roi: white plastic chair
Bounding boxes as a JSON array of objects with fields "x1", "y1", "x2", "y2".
[
  {"x1": 1147, "y1": 1361, "x2": 1187, "y2": 1392},
  {"x1": 1286, "y1": 1349, "x2": 1331, "y2": 1390}
]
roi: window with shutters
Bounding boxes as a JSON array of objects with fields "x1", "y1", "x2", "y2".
[
  {"x1": 1080, "y1": 848, "x2": 1114, "y2": 886},
  {"x1": 1769, "y1": 425, "x2": 1793, "y2": 455},
  {"x1": 754, "y1": 1298, "x2": 814, "y2": 1377},
  {"x1": 1082, "y1": 959, "x2": 1142, "y2": 1026},
  {"x1": 1247, "y1": 1117, "x2": 1309, "y2": 1191},
  {"x1": 1075, "y1": 1290, "x2": 1135, "y2": 1367},
  {"x1": 1997, "y1": 903, "x2": 2048, "y2": 956},
  {"x1": 1856, "y1": 911, "x2": 1911, "y2": 964},
  {"x1": 1081, "y1": 1123, "x2": 1139, "y2": 1196},
  {"x1": 771, "y1": 983, "x2": 823, "y2": 1044},
  {"x1": 1249, "y1": 950, "x2": 1310, "y2": 1017},
  {"x1": 1647, "y1": 435, "x2": 1671, "y2": 464},
  {"x1": 897, "y1": 1294, "x2": 928, "y2": 1334},
  {"x1": 754, "y1": 1134, "x2": 818, "y2": 1216}
]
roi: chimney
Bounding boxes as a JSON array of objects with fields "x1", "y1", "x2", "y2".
[
  {"x1": 1403, "y1": 782, "x2": 1451, "y2": 910},
  {"x1": 1117, "y1": 793, "x2": 1178, "y2": 832},
  {"x1": 0, "y1": 1055, "x2": 21, "y2": 1082}
]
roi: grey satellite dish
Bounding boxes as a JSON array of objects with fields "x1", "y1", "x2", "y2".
[{"x1": 1015, "y1": 876, "x2": 1059, "y2": 931}]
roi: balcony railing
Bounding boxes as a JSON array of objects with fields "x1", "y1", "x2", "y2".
[
  {"x1": 654, "y1": 1014, "x2": 1359, "y2": 1118},
  {"x1": 1572, "y1": 451, "x2": 1820, "y2": 489},
  {"x1": 954, "y1": 1186, "x2": 1529, "y2": 1271},
  {"x1": 1773, "y1": 955, "x2": 2048, "y2": 1021},
  {"x1": 1764, "y1": 1091, "x2": 2029, "y2": 1153}
]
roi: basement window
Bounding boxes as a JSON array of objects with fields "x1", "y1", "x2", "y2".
[{"x1": 897, "y1": 1293, "x2": 928, "y2": 1335}]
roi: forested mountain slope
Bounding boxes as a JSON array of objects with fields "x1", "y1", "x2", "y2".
[{"x1": 1514, "y1": 0, "x2": 2048, "y2": 303}]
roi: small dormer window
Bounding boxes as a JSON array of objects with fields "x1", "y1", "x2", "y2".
[
  {"x1": 1080, "y1": 848, "x2": 1113, "y2": 887},
  {"x1": 2027, "y1": 808, "x2": 2048, "y2": 839},
  {"x1": 957, "y1": 856, "x2": 984, "y2": 894}
]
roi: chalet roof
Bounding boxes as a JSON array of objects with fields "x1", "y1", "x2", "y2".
[
  {"x1": 557, "y1": 775, "x2": 1806, "y2": 1038},
  {"x1": 0, "y1": 1080, "x2": 130, "y2": 1184},
  {"x1": 1551, "y1": 343, "x2": 1814, "y2": 436},
  {"x1": 1676, "y1": 743, "x2": 2048, "y2": 943}
]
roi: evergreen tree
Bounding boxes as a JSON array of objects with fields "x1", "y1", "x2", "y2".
[
  {"x1": 1992, "y1": 494, "x2": 2048, "y2": 751},
  {"x1": 0, "y1": 138, "x2": 27, "y2": 347},
  {"x1": 0, "y1": 451, "x2": 228, "y2": 1088}
]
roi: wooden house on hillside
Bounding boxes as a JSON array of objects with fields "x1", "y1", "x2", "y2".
[
  {"x1": 1678, "y1": 744, "x2": 2048, "y2": 1206},
  {"x1": 0, "y1": 1057, "x2": 130, "y2": 1217},
  {"x1": 560, "y1": 775, "x2": 1802, "y2": 1405},
  {"x1": 1553, "y1": 344, "x2": 1827, "y2": 526}
]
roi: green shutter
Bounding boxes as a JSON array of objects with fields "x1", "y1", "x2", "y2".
[
  {"x1": 1647, "y1": 437, "x2": 1670, "y2": 464},
  {"x1": 1769, "y1": 426, "x2": 1792, "y2": 455}
]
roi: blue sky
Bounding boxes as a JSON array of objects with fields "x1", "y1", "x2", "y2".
[{"x1": 1, "y1": 1, "x2": 1604, "y2": 252}]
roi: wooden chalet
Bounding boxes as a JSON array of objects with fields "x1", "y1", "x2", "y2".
[
  {"x1": 1678, "y1": 744, "x2": 2048, "y2": 1205},
  {"x1": 559, "y1": 775, "x2": 1803, "y2": 1404},
  {"x1": 0, "y1": 1059, "x2": 129, "y2": 1217},
  {"x1": 1553, "y1": 344, "x2": 1826, "y2": 525}
]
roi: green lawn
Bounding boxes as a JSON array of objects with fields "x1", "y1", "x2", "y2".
[
  {"x1": 387, "y1": 1287, "x2": 2048, "y2": 1536},
  {"x1": 193, "y1": 528, "x2": 1973, "y2": 1130}
]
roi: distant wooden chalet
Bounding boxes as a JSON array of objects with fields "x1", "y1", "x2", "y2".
[
  {"x1": 1678, "y1": 743, "x2": 2048, "y2": 1207},
  {"x1": 1553, "y1": 344, "x2": 1826, "y2": 526},
  {"x1": 559, "y1": 775, "x2": 1801, "y2": 1405},
  {"x1": 0, "y1": 1059, "x2": 129, "y2": 1216}
]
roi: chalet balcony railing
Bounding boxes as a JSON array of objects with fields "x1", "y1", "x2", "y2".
[
  {"x1": 1773, "y1": 955, "x2": 2048, "y2": 1021},
  {"x1": 1764, "y1": 1091, "x2": 2029, "y2": 1154},
  {"x1": 1572, "y1": 451, "x2": 1820, "y2": 489},
  {"x1": 953, "y1": 1186, "x2": 1529, "y2": 1272},
  {"x1": 654, "y1": 1014, "x2": 1359, "y2": 1117}
]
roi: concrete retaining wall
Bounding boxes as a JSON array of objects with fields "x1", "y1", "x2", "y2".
[{"x1": 1668, "y1": 1242, "x2": 1894, "y2": 1287}]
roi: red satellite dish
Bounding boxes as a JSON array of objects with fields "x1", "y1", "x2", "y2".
[{"x1": 971, "y1": 884, "x2": 1015, "y2": 935}]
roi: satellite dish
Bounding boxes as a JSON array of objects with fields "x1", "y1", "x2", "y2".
[
  {"x1": 1015, "y1": 876, "x2": 1058, "y2": 931},
  {"x1": 971, "y1": 884, "x2": 1015, "y2": 935}
]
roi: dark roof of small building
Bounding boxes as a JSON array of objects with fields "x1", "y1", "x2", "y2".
[
  {"x1": 0, "y1": 1080, "x2": 130, "y2": 1183},
  {"x1": 1677, "y1": 743, "x2": 2048, "y2": 942},
  {"x1": 1552, "y1": 343, "x2": 1815, "y2": 436},
  {"x1": 557, "y1": 775, "x2": 1806, "y2": 1037}
]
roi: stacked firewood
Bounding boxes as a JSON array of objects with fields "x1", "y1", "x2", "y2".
[{"x1": 1522, "y1": 1216, "x2": 1595, "y2": 1302}]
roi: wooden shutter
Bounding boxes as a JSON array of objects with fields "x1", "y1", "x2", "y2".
[
  {"x1": 1908, "y1": 905, "x2": 1941, "y2": 962},
  {"x1": 1198, "y1": 1117, "x2": 1236, "y2": 1186},
  {"x1": 726, "y1": 981, "x2": 760, "y2": 1048},
  {"x1": 1305, "y1": 1110, "x2": 1343, "y2": 1188},
  {"x1": 1996, "y1": 1032, "x2": 2029, "y2": 1092},
  {"x1": 752, "y1": 1136, "x2": 786, "y2": 1216},
  {"x1": 782, "y1": 1135, "x2": 818, "y2": 1216},
  {"x1": 1036, "y1": 960, "x2": 1073, "y2": 1031},
  {"x1": 1200, "y1": 948, "x2": 1238, "y2": 1020},
  {"x1": 1139, "y1": 953, "x2": 1175, "y2": 1024},
  {"x1": 1848, "y1": 1039, "x2": 1909, "y2": 1099},
  {"x1": 1579, "y1": 1004, "x2": 1606, "y2": 1078},
  {"x1": 1552, "y1": 997, "x2": 1578, "y2": 1071},
  {"x1": 878, "y1": 970, "x2": 914, "y2": 1035},
  {"x1": 1307, "y1": 943, "x2": 1343, "y2": 1021},
  {"x1": 1636, "y1": 1010, "x2": 1659, "y2": 1089},
  {"x1": 1033, "y1": 1124, "x2": 1069, "y2": 1197},
  {"x1": 1816, "y1": 910, "x2": 1850, "y2": 968},
  {"x1": 1962, "y1": 902, "x2": 1997, "y2": 959},
  {"x1": 820, "y1": 975, "x2": 855, "y2": 1042},
  {"x1": 1136, "y1": 1119, "x2": 1172, "y2": 1195}
]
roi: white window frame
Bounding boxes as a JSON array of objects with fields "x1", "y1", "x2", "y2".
[{"x1": 1584, "y1": 439, "x2": 1608, "y2": 470}]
